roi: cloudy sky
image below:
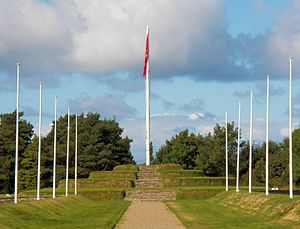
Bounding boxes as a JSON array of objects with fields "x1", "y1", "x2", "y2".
[{"x1": 1, "y1": 0, "x2": 300, "y2": 162}]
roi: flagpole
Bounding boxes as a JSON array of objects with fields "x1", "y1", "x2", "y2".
[
  {"x1": 53, "y1": 95, "x2": 57, "y2": 199},
  {"x1": 14, "y1": 63, "x2": 20, "y2": 204},
  {"x1": 145, "y1": 26, "x2": 150, "y2": 166},
  {"x1": 289, "y1": 57, "x2": 293, "y2": 199},
  {"x1": 249, "y1": 91, "x2": 253, "y2": 193},
  {"x1": 66, "y1": 106, "x2": 70, "y2": 197},
  {"x1": 236, "y1": 102, "x2": 240, "y2": 193},
  {"x1": 225, "y1": 112, "x2": 228, "y2": 191},
  {"x1": 37, "y1": 82, "x2": 42, "y2": 201},
  {"x1": 75, "y1": 114, "x2": 78, "y2": 195},
  {"x1": 266, "y1": 75, "x2": 269, "y2": 196}
]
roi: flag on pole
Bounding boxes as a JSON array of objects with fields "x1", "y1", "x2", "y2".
[
  {"x1": 143, "y1": 26, "x2": 150, "y2": 166},
  {"x1": 143, "y1": 27, "x2": 149, "y2": 77}
]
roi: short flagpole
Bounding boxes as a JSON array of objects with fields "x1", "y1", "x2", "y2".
[
  {"x1": 249, "y1": 91, "x2": 253, "y2": 193},
  {"x1": 236, "y1": 102, "x2": 241, "y2": 193},
  {"x1": 66, "y1": 106, "x2": 70, "y2": 197},
  {"x1": 37, "y1": 82, "x2": 43, "y2": 201},
  {"x1": 266, "y1": 75, "x2": 270, "y2": 196},
  {"x1": 53, "y1": 96, "x2": 57, "y2": 199},
  {"x1": 14, "y1": 63, "x2": 20, "y2": 204},
  {"x1": 145, "y1": 26, "x2": 151, "y2": 166},
  {"x1": 289, "y1": 57, "x2": 293, "y2": 199},
  {"x1": 75, "y1": 114, "x2": 78, "y2": 195},
  {"x1": 225, "y1": 112, "x2": 228, "y2": 191}
]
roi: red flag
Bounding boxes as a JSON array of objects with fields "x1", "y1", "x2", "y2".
[{"x1": 143, "y1": 28, "x2": 149, "y2": 77}]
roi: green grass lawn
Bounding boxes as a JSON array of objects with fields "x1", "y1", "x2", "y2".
[
  {"x1": 166, "y1": 191, "x2": 300, "y2": 228},
  {"x1": 0, "y1": 195, "x2": 130, "y2": 229}
]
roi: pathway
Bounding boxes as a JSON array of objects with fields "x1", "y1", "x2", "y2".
[{"x1": 116, "y1": 201, "x2": 186, "y2": 229}]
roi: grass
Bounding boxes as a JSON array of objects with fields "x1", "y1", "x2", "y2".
[
  {"x1": 0, "y1": 195, "x2": 130, "y2": 229},
  {"x1": 166, "y1": 190, "x2": 300, "y2": 228}
]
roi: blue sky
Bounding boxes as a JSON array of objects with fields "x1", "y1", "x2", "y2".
[{"x1": 0, "y1": 0, "x2": 300, "y2": 163}]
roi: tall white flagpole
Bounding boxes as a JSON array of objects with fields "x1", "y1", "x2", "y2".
[
  {"x1": 145, "y1": 26, "x2": 150, "y2": 166},
  {"x1": 66, "y1": 106, "x2": 70, "y2": 197},
  {"x1": 266, "y1": 75, "x2": 270, "y2": 196},
  {"x1": 249, "y1": 91, "x2": 253, "y2": 193},
  {"x1": 37, "y1": 82, "x2": 42, "y2": 201},
  {"x1": 225, "y1": 112, "x2": 228, "y2": 191},
  {"x1": 236, "y1": 102, "x2": 241, "y2": 192},
  {"x1": 75, "y1": 114, "x2": 78, "y2": 195},
  {"x1": 14, "y1": 63, "x2": 20, "y2": 204},
  {"x1": 53, "y1": 96, "x2": 57, "y2": 199},
  {"x1": 289, "y1": 57, "x2": 293, "y2": 199}
]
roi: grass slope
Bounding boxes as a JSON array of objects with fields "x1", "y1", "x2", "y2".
[
  {"x1": 166, "y1": 191, "x2": 300, "y2": 228},
  {"x1": 0, "y1": 196, "x2": 130, "y2": 229}
]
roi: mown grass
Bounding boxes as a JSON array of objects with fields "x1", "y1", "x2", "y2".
[
  {"x1": 0, "y1": 195, "x2": 130, "y2": 229},
  {"x1": 166, "y1": 190, "x2": 300, "y2": 228}
]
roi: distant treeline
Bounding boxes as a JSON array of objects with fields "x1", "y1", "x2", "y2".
[
  {"x1": 154, "y1": 123, "x2": 300, "y2": 188},
  {"x1": 0, "y1": 111, "x2": 134, "y2": 194}
]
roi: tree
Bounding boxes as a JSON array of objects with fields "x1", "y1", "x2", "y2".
[
  {"x1": 40, "y1": 112, "x2": 134, "y2": 187},
  {"x1": 19, "y1": 136, "x2": 38, "y2": 190},
  {"x1": 0, "y1": 111, "x2": 34, "y2": 193}
]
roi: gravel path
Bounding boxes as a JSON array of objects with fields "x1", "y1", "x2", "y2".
[{"x1": 116, "y1": 201, "x2": 186, "y2": 229}]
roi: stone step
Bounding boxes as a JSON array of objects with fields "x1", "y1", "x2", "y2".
[
  {"x1": 137, "y1": 172, "x2": 160, "y2": 179},
  {"x1": 125, "y1": 190, "x2": 176, "y2": 201},
  {"x1": 135, "y1": 179, "x2": 163, "y2": 188}
]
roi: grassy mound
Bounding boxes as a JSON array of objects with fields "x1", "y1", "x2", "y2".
[
  {"x1": 0, "y1": 196, "x2": 130, "y2": 229},
  {"x1": 166, "y1": 191, "x2": 300, "y2": 228}
]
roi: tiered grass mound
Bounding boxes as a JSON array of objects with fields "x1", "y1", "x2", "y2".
[
  {"x1": 55, "y1": 165, "x2": 138, "y2": 199},
  {"x1": 156, "y1": 164, "x2": 235, "y2": 188}
]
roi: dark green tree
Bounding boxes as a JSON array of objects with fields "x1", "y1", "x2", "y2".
[{"x1": 0, "y1": 111, "x2": 34, "y2": 193}]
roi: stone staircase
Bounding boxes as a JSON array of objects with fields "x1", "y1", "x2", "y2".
[{"x1": 125, "y1": 165, "x2": 176, "y2": 201}]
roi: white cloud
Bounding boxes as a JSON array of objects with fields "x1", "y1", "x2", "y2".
[{"x1": 188, "y1": 112, "x2": 205, "y2": 120}]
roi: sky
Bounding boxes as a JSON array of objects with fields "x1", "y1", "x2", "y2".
[{"x1": 0, "y1": 0, "x2": 300, "y2": 163}]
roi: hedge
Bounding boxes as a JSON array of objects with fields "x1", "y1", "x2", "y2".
[
  {"x1": 113, "y1": 165, "x2": 138, "y2": 171},
  {"x1": 89, "y1": 171, "x2": 137, "y2": 179},
  {"x1": 163, "y1": 177, "x2": 235, "y2": 187},
  {"x1": 160, "y1": 170, "x2": 204, "y2": 179},
  {"x1": 156, "y1": 164, "x2": 183, "y2": 171},
  {"x1": 58, "y1": 178, "x2": 134, "y2": 188},
  {"x1": 79, "y1": 190, "x2": 126, "y2": 200}
]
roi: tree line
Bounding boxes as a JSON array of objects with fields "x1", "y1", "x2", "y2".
[
  {"x1": 0, "y1": 111, "x2": 134, "y2": 193},
  {"x1": 154, "y1": 123, "x2": 300, "y2": 188}
]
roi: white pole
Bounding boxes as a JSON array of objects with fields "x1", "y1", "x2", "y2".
[
  {"x1": 249, "y1": 91, "x2": 253, "y2": 193},
  {"x1": 266, "y1": 76, "x2": 269, "y2": 196},
  {"x1": 66, "y1": 106, "x2": 70, "y2": 197},
  {"x1": 53, "y1": 96, "x2": 57, "y2": 199},
  {"x1": 37, "y1": 82, "x2": 42, "y2": 201},
  {"x1": 75, "y1": 115, "x2": 78, "y2": 195},
  {"x1": 145, "y1": 26, "x2": 150, "y2": 166},
  {"x1": 14, "y1": 63, "x2": 20, "y2": 204},
  {"x1": 236, "y1": 102, "x2": 240, "y2": 192},
  {"x1": 289, "y1": 57, "x2": 293, "y2": 199},
  {"x1": 225, "y1": 112, "x2": 228, "y2": 191}
]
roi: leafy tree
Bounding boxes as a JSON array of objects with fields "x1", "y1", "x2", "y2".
[
  {"x1": 19, "y1": 136, "x2": 38, "y2": 190},
  {"x1": 0, "y1": 111, "x2": 34, "y2": 193},
  {"x1": 40, "y1": 113, "x2": 134, "y2": 187}
]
